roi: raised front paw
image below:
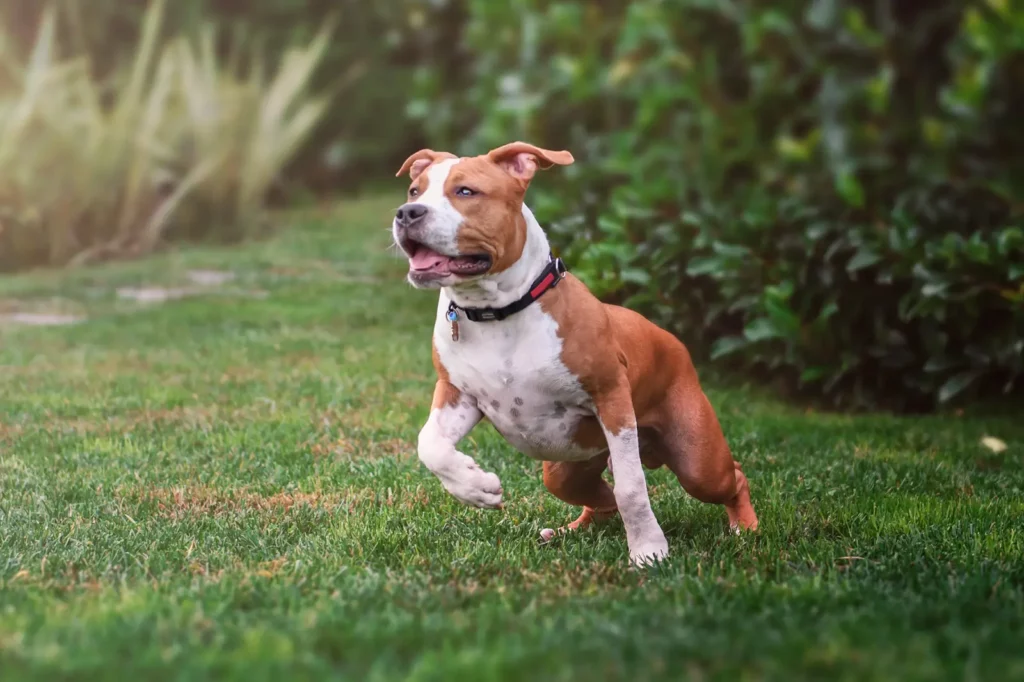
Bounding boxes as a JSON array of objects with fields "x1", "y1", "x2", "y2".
[{"x1": 440, "y1": 456, "x2": 503, "y2": 509}]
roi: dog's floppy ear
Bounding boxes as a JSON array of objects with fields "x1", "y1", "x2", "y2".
[
  {"x1": 395, "y1": 149, "x2": 456, "y2": 180},
  {"x1": 487, "y1": 142, "x2": 574, "y2": 183}
]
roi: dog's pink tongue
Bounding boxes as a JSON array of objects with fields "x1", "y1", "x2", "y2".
[{"x1": 410, "y1": 246, "x2": 450, "y2": 272}]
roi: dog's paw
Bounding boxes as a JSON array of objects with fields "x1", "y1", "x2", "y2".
[
  {"x1": 441, "y1": 456, "x2": 503, "y2": 509},
  {"x1": 628, "y1": 535, "x2": 669, "y2": 568}
]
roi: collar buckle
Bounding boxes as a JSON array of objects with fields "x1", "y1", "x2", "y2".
[{"x1": 553, "y1": 256, "x2": 567, "y2": 279}]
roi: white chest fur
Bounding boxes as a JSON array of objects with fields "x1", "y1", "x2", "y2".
[{"x1": 433, "y1": 292, "x2": 603, "y2": 462}]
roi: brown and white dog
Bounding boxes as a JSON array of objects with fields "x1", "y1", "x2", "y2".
[{"x1": 393, "y1": 142, "x2": 758, "y2": 566}]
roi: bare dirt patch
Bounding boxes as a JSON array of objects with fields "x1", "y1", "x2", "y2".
[
  {"x1": 266, "y1": 261, "x2": 384, "y2": 284},
  {"x1": 115, "y1": 287, "x2": 194, "y2": 303},
  {"x1": 116, "y1": 269, "x2": 265, "y2": 304},
  {"x1": 0, "y1": 312, "x2": 85, "y2": 326},
  {"x1": 0, "y1": 297, "x2": 87, "y2": 327},
  {"x1": 116, "y1": 286, "x2": 267, "y2": 304},
  {"x1": 187, "y1": 270, "x2": 236, "y2": 286}
]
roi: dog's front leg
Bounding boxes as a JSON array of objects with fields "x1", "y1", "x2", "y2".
[
  {"x1": 596, "y1": 384, "x2": 669, "y2": 566},
  {"x1": 417, "y1": 381, "x2": 503, "y2": 509}
]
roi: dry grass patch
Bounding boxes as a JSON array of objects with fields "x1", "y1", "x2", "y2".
[
  {"x1": 307, "y1": 433, "x2": 410, "y2": 461},
  {"x1": 146, "y1": 486, "x2": 343, "y2": 516},
  {"x1": 4, "y1": 552, "x2": 298, "y2": 592},
  {"x1": 117, "y1": 484, "x2": 381, "y2": 521},
  {"x1": 311, "y1": 392, "x2": 424, "y2": 432},
  {"x1": 0, "y1": 421, "x2": 25, "y2": 446},
  {"x1": 32, "y1": 403, "x2": 275, "y2": 437}
]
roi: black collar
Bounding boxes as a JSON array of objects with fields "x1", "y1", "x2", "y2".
[{"x1": 446, "y1": 254, "x2": 567, "y2": 324}]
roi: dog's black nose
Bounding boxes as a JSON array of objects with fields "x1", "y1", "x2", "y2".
[{"x1": 395, "y1": 203, "x2": 428, "y2": 226}]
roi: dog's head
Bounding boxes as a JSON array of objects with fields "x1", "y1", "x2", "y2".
[{"x1": 392, "y1": 142, "x2": 573, "y2": 289}]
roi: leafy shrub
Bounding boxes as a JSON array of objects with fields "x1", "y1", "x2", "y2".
[
  {"x1": 0, "y1": 0, "x2": 331, "y2": 271},
  {"x1": 415, "y1": 0, "x2": 1024, "y2": 411}
]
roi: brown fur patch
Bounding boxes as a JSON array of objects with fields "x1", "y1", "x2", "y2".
[
  {"x1": 537, "y1": 271, "x2": 756, "y2": 526},
  {"x1": 543, "y1": 457, "x2": 616, "y2": 510},
  {"x1": 538, "y1": 274, "x2": 694, "y2": 436},
  {"x1": 444, "y1": 156, "x2": 531, "y2": 274},
  {"x1": 431, "y1": 342, "x2": 462, "y2": 409}
]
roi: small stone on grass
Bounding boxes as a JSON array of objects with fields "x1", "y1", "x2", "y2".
[{"x1": 981, "y1": 436, "x2": 1008, "y2": 454}]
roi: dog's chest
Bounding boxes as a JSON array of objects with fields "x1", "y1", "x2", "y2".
[{"x1": 433, "y1": 297, "x2": 604, "y2": 461}]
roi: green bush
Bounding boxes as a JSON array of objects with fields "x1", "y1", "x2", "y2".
[
  {"x1": 415, "y1": 0, "x2": 1024, "y2": 411},
  {"x1": 0, "y1": 0, "x2": 331, "y2": 270}
]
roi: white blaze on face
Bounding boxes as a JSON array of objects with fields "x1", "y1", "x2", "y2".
[{"x1": 412, "y1": 158, "x2": 463, "y2": 255}]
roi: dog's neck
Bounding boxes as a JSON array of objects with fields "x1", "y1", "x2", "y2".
[{"x1": 445, "y1": 204, "x2": 551, "y2": 310}]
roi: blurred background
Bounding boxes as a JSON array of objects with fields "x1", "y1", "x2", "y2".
[{"x1": 0, "y1": 0, "x2": 1021, "y2": 413}]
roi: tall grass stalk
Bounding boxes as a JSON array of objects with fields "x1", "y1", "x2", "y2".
[{"x1": 0, "y1": 0, "x2": 333, "y2": 272}]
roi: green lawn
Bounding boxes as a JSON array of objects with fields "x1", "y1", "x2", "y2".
[{"x1": 1, "y1": 195, "x2": 1023, "y2": 682}]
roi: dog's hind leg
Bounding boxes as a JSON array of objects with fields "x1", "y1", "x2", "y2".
[
  {"x1": 657, "y1": 388, "x2": 758, "y2": 532},
  {"x1": 539, "y1": 456, "x2": 618, "y2": 542}
]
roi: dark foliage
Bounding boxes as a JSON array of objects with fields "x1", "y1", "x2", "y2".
[{"x1": 415, "y1": 0, "x2": 1024, "y2": 411}]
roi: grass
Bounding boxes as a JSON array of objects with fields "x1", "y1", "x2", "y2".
[{"x1": 1, "y1": 194, "x2": 1023, "y2": 682}]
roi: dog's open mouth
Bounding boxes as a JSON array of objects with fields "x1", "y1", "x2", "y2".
[{"x1": 403, "y1": 240, "x2": 492, "y2": 279}]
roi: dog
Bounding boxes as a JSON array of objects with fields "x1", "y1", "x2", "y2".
[{"x1": 392, "y1": 141, "x2": 758, "y2": 566}]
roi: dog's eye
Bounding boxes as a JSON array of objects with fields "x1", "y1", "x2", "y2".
[
  {"x1": 455, "y1": 187, "x2": 477, "y2": 197},
  {"x1": 408, "y1": 187, "x2": 420, "y2": 197}
]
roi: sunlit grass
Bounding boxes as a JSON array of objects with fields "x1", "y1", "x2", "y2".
[{"x1": 1, "y1": 196, "x2": 1023, "y2": 681}]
